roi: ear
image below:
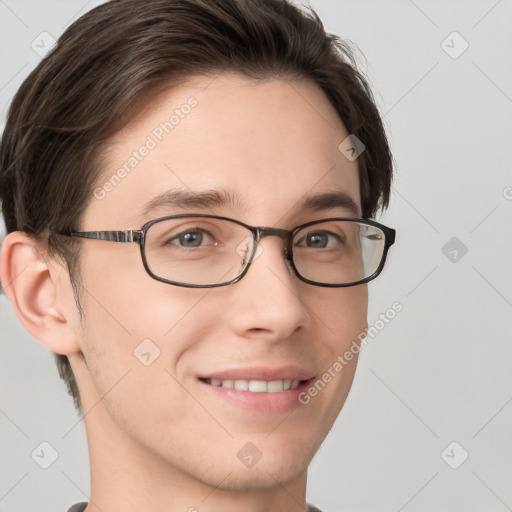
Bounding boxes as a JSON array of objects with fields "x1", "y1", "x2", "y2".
[{"x1": 0, "y1": 231, "x2": 82, "y2": 355}]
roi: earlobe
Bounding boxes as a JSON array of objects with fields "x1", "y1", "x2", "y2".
[{"x1": 0, "y1": 231, "x2": 80, "y2": 355}]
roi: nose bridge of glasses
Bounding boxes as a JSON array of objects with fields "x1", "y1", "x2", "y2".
[
  {"x1": 254, "y1": 226, "x2": 290, "y2": 242},
  {"x1": 250, "y1": 226, "x2": 292, "y2": 260}
]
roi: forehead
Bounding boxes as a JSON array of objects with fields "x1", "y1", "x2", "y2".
[{"x1": 88, "y1": 72, "x2": 361, "y2": 228}]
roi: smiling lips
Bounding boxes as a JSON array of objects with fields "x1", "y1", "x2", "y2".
[
  {"x1": 202, "y1": 378, "x2": 302, "y2": 392},
  {"x1": 198, "y1": 365, "x2": 315, "y2": 395},
  {"x1": 197, "y1": 367, "x2": 316, "y2": 413}
]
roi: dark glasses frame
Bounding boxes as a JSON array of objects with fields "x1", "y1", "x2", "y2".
[{"x1": 52, "y1": 214, "x2": 396, "y2": 288}]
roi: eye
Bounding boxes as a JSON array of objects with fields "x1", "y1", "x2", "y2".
[
  {"x1": 296, "y1": 230, "x2": 343, "y2": 249},
  {"x1": 167, "y1": 228, "x2": 215, "y2": 248}
]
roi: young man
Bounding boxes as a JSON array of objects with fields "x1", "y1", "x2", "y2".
[{"x1": 0, "y1": 1, "x2": 395, "y2": 511}]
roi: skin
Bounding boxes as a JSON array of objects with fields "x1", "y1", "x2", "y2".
[{"x1": 1, "y1": 72, "x2": 368, "y2": 512}]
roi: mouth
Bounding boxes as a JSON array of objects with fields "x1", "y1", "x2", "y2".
[
  {"x1": 199, "y1": 377, "x2": 308, "y2": 392},
  {"x1": 196, "y1": 369, "x2": 316, "y2": 414}
]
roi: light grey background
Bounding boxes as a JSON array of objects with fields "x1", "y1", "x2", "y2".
[{"x1": 1, "y1": 1, "x2": 511, "y2": 511}]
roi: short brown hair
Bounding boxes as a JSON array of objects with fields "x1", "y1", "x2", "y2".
[{"x1": 0, "y1": 0, "x2": 393, "y2": 415}]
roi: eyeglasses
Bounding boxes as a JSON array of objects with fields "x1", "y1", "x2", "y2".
[{"x1": 52, "y1": 214, "x2": 395, "y2": 288}]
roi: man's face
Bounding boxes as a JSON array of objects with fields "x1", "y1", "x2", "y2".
[{"x1": 68, "y1": 72, "x2": 368, "y2": 489}]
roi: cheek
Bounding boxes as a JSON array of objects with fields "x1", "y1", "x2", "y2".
[
  {"x1": 306, "y1": 286, "x2": 367, "y2": 411},
  {"x1": 77, "y1": 250, "x2": 223, "y2": 412},
  {"x1": 80, "y1": 243, "x2": 210, "y2": 344},
  {"x1": 316, "y1": 284, "x2": 368, "y2": 343},
  {"x1": 77, "y1": 288, "x2": 210, "y2": 443}
]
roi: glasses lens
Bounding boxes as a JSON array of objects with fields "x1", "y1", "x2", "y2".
[
  {"x1": 144, "y1": 217, "x2": 255, "y2": 286},
  {"x1": 292, "y1": 220, "x2": 385, "y2": 285}
]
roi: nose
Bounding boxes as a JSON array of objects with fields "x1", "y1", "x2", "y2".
[{"x1": 226, "y1": 234, "x2": 310, "y2": 340}]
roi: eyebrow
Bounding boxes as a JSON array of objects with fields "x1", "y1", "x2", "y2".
[{"x1": 139, "y1": 188, "x2": 361, "y2": 218}]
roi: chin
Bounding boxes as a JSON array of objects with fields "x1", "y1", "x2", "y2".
[
  {"x1": 212, "y1": 436, "x2": 317, "y2": 491},
  {"x1": 207, "y1": 457, "x2": 310, "y2": 492}
]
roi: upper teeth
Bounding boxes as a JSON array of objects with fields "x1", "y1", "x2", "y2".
[{"x1": 205, "y1": 378, "x2": 301, "y2": 392}]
